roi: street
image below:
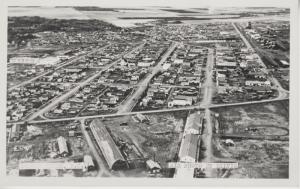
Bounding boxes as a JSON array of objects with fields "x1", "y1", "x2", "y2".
[
  {"x1": 117, "y1": 42, "x2": 178, "y2": 113},
  {"x1": 26, "y1": 43, "x2": 145, "y2": 121},
  {"x1": 8, "y1": 44, "x2": 111, "y2": 91}
]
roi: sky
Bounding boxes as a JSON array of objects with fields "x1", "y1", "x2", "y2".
[{"x1": 7, "y1": 0, "x2": 296, "y2": 8}]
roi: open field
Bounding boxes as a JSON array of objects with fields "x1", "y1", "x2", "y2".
[
  {"x1": 213, "y1": 139, "x2": 288, "y2": 178},
  {"x1": 6, "y1": 121, "x2": 96, "y2": 177},
  {"x1": 100, "y1": 111, "x2": 188, "y2": 177},
  {"x1": 211, "y1": 101, "x2": 289, "y2": 178},
  {"x1": 212, "y1": 100, "x2": 289, "y2": 135}
]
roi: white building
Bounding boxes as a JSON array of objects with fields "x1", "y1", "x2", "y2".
[
  {"x1": 168, "y1": 96, "x2": 193, "y2": 107},
  {"x1": 184, "y1": 112, "x2": 202, "y2": 135},
  {"x1": 137, "y1": 62, "x2": 154, "y2": 67},
  {"x1": 178, "y1": 134, "x2": 198, "y2": 162},
  {"x1": 9, "y1": 57, "x2": 39, "y2": 64},
  {"x1": 245, "y1": 80, "x2": 271, "y2": 86},
  {"x1": 57, "y1": 136, "x2": 68, "y2": 156}
]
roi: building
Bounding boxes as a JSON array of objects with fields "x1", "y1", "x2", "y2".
[
  {"x1": 19, "y1": 155, "x2": 95, "y2": 172},
  {"x1": 10, "y1": 124, "x2": 20, "y2": 141},
  {"x1": 9, "y1": 57, "x2": 39, "y2": 64},
  {"x1": 168, "y1": 95, "x2": 193, "y2": 107},
  {"x1": 37, "y1": 57, "x2": 60, "y2": 65},
  {"x1": 216, "y1": 61, "x2": 237, "y2": 69},
  {"x1": 90, "y1": 119, "x2": 128, "y2": 170},
  {"x1": 279, "y1": 60, "x2": 289, "y2": 68},
  {"x1": 178, "y1": 134, "x2": 198, "y2": 162},
  {"x1": 137, "y1": 61, "x2": 154, "y2": 67},
  {"x1": 84, "y1": 155, "x2": 95, "y2": 171},
  {"x1": 162, "y1": 63, "x2": 171, "y2": 70},
  {"x1": 245, "y1": 80, "x2": 271, "y2": 86},
  {"x1": 9, "y1": 56, "x2": 60, "y2": 65},
  {"x1": 57, "y1": 136, "x2": 69, "y2": 156},
  {"x1": 184, "y1": 112, "x2": 202, "y2": 135},
  {"x1": 146, "y1": 159, "x2": 161, "y2": 173}
]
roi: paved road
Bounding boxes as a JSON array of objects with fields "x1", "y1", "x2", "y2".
[
  {"x1": 26, "y1": 43, "x2": 145, "y2": 121},
  {"x1": 8, "y1": 44, "x2": 111, "y2": 91},
  {"x1": 117, "y1": 42, "x2": 178, "y2": 113}
]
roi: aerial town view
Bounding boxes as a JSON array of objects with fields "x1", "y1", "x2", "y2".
[{"x1": 6, "y1": 6, "x2": 290, "y2": 179}]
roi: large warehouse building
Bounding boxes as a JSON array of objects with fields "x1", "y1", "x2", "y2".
[
  {"x1": 9, "y1": 56, "x2": 60, "y2": 65},
  {"x1": 178, "y1": 134, "x2": 199, "y2": 162},
  {"x1": 90, "y1": 119, "x2": 128, "y2": 170}
]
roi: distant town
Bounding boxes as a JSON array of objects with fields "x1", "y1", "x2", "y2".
[{"x1": 6, "y1": 6, "x2": 289, "y2": 178}]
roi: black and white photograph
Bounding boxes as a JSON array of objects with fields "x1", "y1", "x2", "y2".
[{"x1": 1, "y1": 0, "x2": 299, "y2": 187}]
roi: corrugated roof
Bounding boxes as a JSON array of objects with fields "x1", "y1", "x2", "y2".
[
  {"x1": 146, "y1": 160, "x2": 161, "y2": 170},
  {"x1": 178, "y1": 134, "x2": 198, "y2": 162},
  {"x1": 185, "y1": 113, "x2": 201, "y2": 133},
  {"x1": 90, "y1": 119, "x2": 125, "y2": 169},
  {"x1": 57, "y1": 136, "x2": 68, "y2": 154}
]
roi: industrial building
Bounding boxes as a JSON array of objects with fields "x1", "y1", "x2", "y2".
[
  {"x1": 9, "y1": 57, "x2": 39, "y2": 64},
  {"x1": 57, "y1": 136, "x2": 69, "y2": 157},
  {"x1": 178, "y1": 134, "x2": 199, "y2": 162},
  {"x1": 184, "y1": 112, "x2": 203, "y2": 135},
  {"x1": 18, "y1": 155, "x2": 95, "y2": 172},
  {"x1": 90, "y1": 119, "x2": 128, "y2": 170},
  {"x1": 9, "y1": 56, "x2": 60, "y2": 65}
]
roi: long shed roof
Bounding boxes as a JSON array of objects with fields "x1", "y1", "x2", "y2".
[{"x1": 90, "y1": 119, "x2": 125, "y2": 169}]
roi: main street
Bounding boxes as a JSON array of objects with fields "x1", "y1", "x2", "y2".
[
  {"x1": 26, "y1": 43, "x2": 145, "y2": 121},
  {"x1": 117, "y1": 42, "x2": 178, "y2": 113},
  {"x1": 8, "y1": 44, "x2": 111, "y2": 91},
  {"x1": 199, "y1": 48, "x2": 215, "y2": 178}
]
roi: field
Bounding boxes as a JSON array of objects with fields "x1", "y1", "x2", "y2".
[
  {"x1": 213, "y1": 100, "x2": 289, "y2": 135},
  {"x1": 6, "y1": 121, "x2": 96, "y2": 177},
  {"x1": 101, "y1": 111, "x2": 188, "y2": 177},
  {"x1": 211, "y1": 101, "x2": 289, "y2": 178},
  {"x1": 214, "y1": 139, "x2": 288, "y2": 178}
]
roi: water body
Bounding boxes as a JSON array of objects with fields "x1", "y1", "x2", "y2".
[
  {"x1": 8, "y1": 7, "x2": 90, "y2": 19},
  {"x1": 8, "y1": 7, "x2": 289, "y2": 28}
]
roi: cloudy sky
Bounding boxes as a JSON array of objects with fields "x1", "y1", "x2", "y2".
[{"x1": 7, "y1": 0, "x2": 295, "y2": 8}]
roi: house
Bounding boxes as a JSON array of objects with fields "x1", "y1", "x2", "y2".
[
  {"x1": 174, "y1": 59, "x2": 183, "y2": 64},
  {"x1": 61, "y1": 103, "x2": 71, "y2": 110},
  {"x1": 224, "y1": 139, "x2": 235, "y2": 146}
]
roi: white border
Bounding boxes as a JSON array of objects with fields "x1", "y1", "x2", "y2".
[{"x1": 0, "y1": 0, "x2": 299, "y2": 187}]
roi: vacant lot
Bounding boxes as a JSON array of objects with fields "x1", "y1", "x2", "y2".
[
  {"x1": 6, "y1": 121, "x2": 94, "y2": 177},
  {"x1": 215, "y1": 139, "x2": 288, "y2": 178},
  {"x1": 211, "y1": 101, "x2": 289, "y2": 178},
  {"x1": 102, "y1": 111, "x2": 187, "y2": 176},
  {"x1": 213, "y1": 100, "x2": 289, "y2": 135}
]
